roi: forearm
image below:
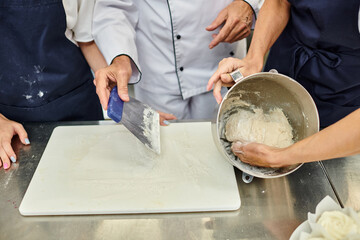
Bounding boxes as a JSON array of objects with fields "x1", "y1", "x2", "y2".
[
  {"x1": 284, "y1": 109, "x2": 360, "y2": 164},
  {"x1": 246, "y1": 0, "x2": 290, "y2": 61},
  {"x1": 78, "y1": 41, "x2": 107, "y2": 72}
]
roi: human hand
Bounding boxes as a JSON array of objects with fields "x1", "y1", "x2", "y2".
[
  {"x1": 158, "y1": 111, "x2": 177, "y2": 126},
  {"x1": 207, "y1": 56, "x2": 263, "y2": 103},
  {"x1": 231, "y1": 141, "x2": 289, "y2": 168},
  {"x1": 94, "y1": 55, "x2": 132, "y2": 110},
  {"x1": 206, "y1": 0, "x2": 253, "y2": 49},
  {"x1": 0, "y1": 114, "x2": 30, "y2": 170}
]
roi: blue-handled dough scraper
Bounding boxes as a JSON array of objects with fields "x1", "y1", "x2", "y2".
[{"x1": 107, "y1": 87, "x2": 161, "y2": 154}]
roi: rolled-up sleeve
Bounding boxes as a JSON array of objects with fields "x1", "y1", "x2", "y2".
[
  {"x1": 93, "y1": 0, "x2": 141, "y2": 84},
  {"x1": 63, "y1": 0, "x2": 95, "y2": 43}
]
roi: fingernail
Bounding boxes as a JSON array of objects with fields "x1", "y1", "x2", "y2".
[
  {"x1": 121, "y1": 94, "x2": 130, "y2": 101},
  {"x1": 4, "y1": 163, "x2": 9, "y2": 169},
  {"x1": 233, "y1": 141, "x2": 243, "y2": 146},
  {"x1": 232, "y1": 141, "x2": 243, "y2": 149},
  {"x1": 25, "y1": 138, "x2": 30, "y2": 145},
  {"x1": 233, "y1": 150, "x2": 244, "y2": 155},
  {"x1": 10, "y1": 156, "x2": 16, "y2": 163},
  {"x1": 163, "y1": 120, "x2": 170, "y2": 125}
]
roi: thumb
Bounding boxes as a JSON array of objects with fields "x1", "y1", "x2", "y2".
[
  {"x1": 206, "y1": 11, "x2": 226, "y2": 31},
  {"x1": 116, "y1": 77, "x2": 130, "y2": 102},
  {"x1": 231, "y1": 141, "x2": 248, "y2": 154}
]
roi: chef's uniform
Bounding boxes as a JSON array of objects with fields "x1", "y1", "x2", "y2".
[{"x1": 93, "y1": 0, "x2": 263, "y2": 119}]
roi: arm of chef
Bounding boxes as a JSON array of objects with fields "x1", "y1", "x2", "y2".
[
  {"x1": 92, "y1": 0, "x2": 141, "y2": 84},
  {"x1": 207, "y1": 0, "x2": 264, "y2": 49}
]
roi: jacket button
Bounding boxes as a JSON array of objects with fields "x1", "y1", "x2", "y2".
[
  {"x1": 179, "y1": 67, "x2": 184, "y2": 71},
  {"x1": 230, "y1": 51, "x2": 234, "y2": 56},
  {"x1": 176, "y1": 35, "x2": 181, "y2": 40}
]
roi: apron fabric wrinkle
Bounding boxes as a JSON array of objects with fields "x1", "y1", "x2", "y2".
[
  {"x1": 0, "y1": 0, "x2": 103, "y2": 122},
  {"x1": 291, "y1": 44, "x2": 342, "y2": 80}
]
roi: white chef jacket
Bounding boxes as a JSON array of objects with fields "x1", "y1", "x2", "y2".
[
  {"x1": 63, "y1": 0, "x2": 95, "y2": 45},
  {"x1": 93, "y1": 0, "x2": 263, "y2": 100}
]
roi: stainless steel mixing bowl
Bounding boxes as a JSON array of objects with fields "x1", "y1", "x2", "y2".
[{"x1": 212, "y1": 70, "x2": 319, "y2": 178}]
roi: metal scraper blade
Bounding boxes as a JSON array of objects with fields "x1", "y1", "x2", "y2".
[{"x1": 121, "y1": 96, "x2": 161, "y2": 154}]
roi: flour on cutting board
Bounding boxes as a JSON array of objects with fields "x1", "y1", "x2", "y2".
[
  {"x1": 66, "y1": 124, "x2": 217, "y2": 199},
  {"x1": 20, "y1": 123, "x2": 240, "y2": 215}
]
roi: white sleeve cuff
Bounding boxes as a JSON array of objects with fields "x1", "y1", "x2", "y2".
[
  {"x1": 242, "y1": 0, "x2": 264, "y2": 29},
  {"x1": 63, "y1": 0, "x2": 95, "y2": 43},
  {"x1": 111, "y1": 54, "x2": 142, "y2": 85},
  {"x1": 243, "y1": 0, "x2": 264, "y2": 17}
]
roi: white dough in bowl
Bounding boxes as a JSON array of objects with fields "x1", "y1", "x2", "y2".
[{"x1": 225, "y1": 108, "x2": 293, "y2": 148}]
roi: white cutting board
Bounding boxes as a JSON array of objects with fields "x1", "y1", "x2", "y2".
[{"x1": 19, "y1": 122, "x2": 240, "y2": 215}]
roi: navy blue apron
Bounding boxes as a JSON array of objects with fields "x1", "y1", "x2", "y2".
[
  {"x1": 265, "y1": 0, "x2": 360, "y2": 128},
  {"x1": 0, "y1": 0, "x2": 103, "y2": 122}
]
